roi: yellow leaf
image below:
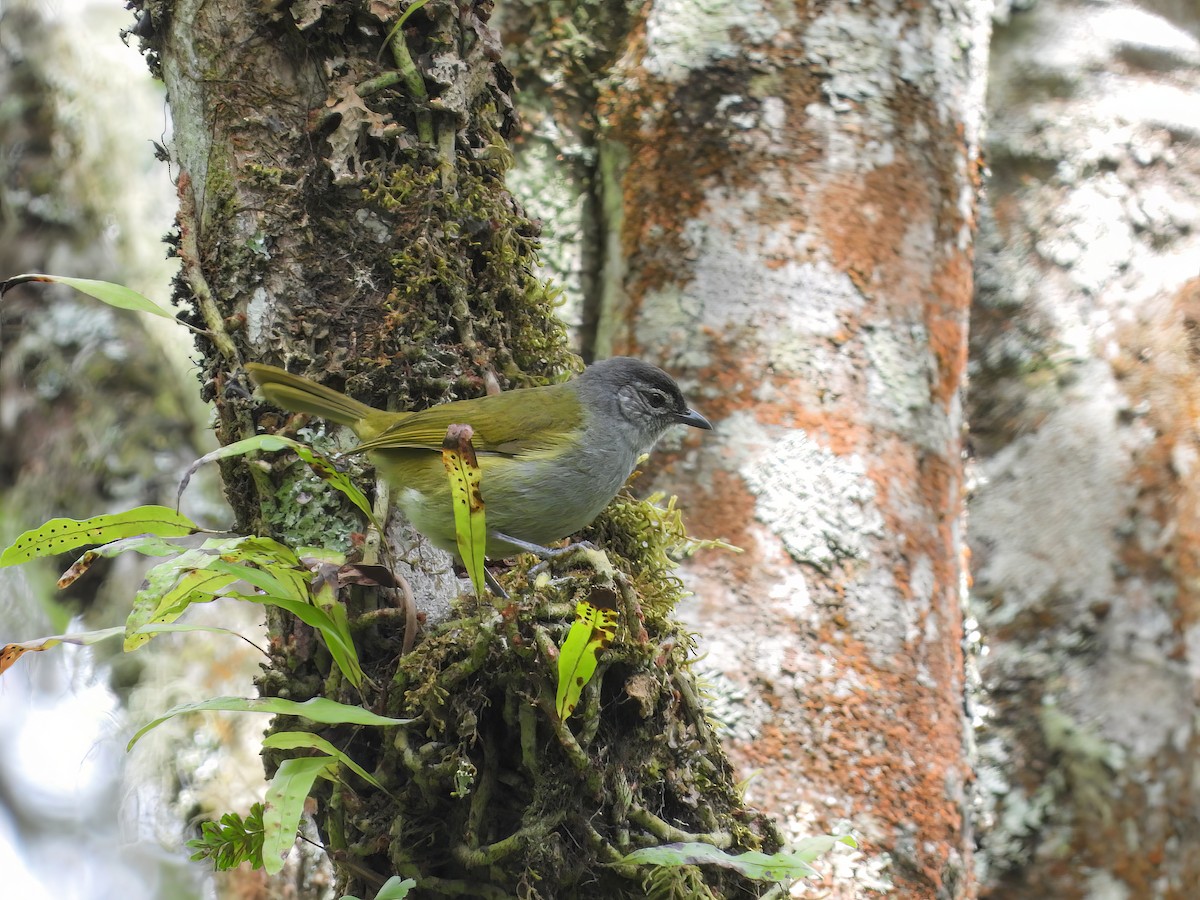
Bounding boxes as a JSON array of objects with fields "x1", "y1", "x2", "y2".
[
  {"x1": 442, "y1": 424, "x2": 487, "y2": 596},
  {"x1": 1, "y1": 506, "x2": 198, "y2": 567},
  {"x1": 555, "y1": 586, "x2": 619, "y2": 719}
]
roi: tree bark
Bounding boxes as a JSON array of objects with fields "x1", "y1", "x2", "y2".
[
  {"x1": 132, "y1": 1, "x2": 780, "y2": 896},
  {"x1": 970, "y1": 1, "x2": 1200, "y2": 896},
  {"x1": 572, "y1": 1, "x2": 987, "y2": 896}
]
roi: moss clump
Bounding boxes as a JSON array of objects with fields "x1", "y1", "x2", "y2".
[
  {"x1": 286, "y1": 490, "x2": 776, "y2": 899},
  {"x1": 351, "y1": 148, "x2": 574, "y2": 404},
  {"x1": 583, "y1": 489, "x2": 740, "y2": 622},
  {"x1": 270, "y1": 474, "x2": 361, "y2": 553}
]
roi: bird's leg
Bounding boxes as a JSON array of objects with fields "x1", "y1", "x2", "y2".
[
  {"x1": 491, "y1": 532, "x2": 597, "y2": 559},
  {"x1": 492, "y1": 531, "x2": 605, "y2": 579}
]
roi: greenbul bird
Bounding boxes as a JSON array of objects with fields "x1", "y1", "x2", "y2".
[{"x1": 246, "y1": 358, "x2": 712, "y2": 559}]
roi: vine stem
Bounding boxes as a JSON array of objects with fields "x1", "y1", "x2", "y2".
[{"x1": 177, "y1": 173, "x2": 240, "y2": 366}]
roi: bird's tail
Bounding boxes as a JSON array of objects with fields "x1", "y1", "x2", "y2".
[{"x1": 246, "y1": 363, "x2": 377, "y2": 434}]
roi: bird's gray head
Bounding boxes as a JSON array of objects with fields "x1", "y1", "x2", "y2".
[{"x1": 577, "y1": 357, "x2": 712, "y2": 453}]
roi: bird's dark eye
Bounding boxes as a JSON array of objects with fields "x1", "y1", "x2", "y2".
[{"x1": 646, "y1": 390, "x2": 669, "y2": 408}]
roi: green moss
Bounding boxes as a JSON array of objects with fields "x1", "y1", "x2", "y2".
[
  {"x1": 356, "y1": 141, "x2": 574, "y2": 387},
  {"x1": 244, "y1": 163, "x2": 285, "y2": 186},
  {"x1": 362, "y1": 162, "x2": 440, "y2": 212},
  {"x1": 328, "y1": 481, "x2": 771, "y2": 896},
  {"x1": 583, "y1": 489, "x2": 740, "y2": 623}
]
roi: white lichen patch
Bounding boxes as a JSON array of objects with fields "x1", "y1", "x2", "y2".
[
  {"x1": 642, "y1": 0, "x2": 789, "y2": 83},
  {"x1": 628, "y1": 183, "x2": 864, "y2": 369},
  {"x1": 862, "y1": 325, "x2": 937, "y2": 440},
  {"x1": 246, "y1": 285, "x2": 273, "y2": 351},
  {"x1": 804, "y1": 0, "x2": 986, "y2": 154},
  {"x1": 970, "y1": 370, "x2": 1138, "y2": 625},
  {"x1": 505, "y1": 127, "x2": 589, "y2": 331},
  {"x1": 730, "y1": 413, "x2": 884, "y2": 572}
]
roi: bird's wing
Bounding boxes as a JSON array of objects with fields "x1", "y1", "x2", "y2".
[{"x1": 351, "y1": 385, "x2": 584, "y2": 457}]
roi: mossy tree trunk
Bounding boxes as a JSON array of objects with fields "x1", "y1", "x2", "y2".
[{"x1": 131, "y1": 2, "x2": 780, "y2": 897}]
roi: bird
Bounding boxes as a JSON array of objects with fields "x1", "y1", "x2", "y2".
[{"x1": 246, "y1": 357, "x2": 712, "y2": 560}]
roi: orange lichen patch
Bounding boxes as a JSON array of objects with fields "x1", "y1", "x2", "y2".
[
  {"x1": 738, "y1": 721, "x2": 789, "y2": 769},
  {"x1": 688, "y1": 331, "x2": 765, "y2": 416},
  {"x1": 600, "y1": 84, "x2": 736, "y2": 332},
  {"x1": 819, "y1": 655, "x2": 963, "y2": 852},
  {"x1": 744, "y1": 388, "x2": 882, "y2": 465},
  {"x1": 729, "y1": 620, "x2": 969, "y2": 895},
  {"x1": 1112, "y1": 278, "x2": 1200, "y2": 637},
  {"x1": 817, "y1": 160, "x2": 934, "y2": 296},
  {"x1": 683, "y1": 330, "x2": 882, "y2": 455},
  {"x1": 598, "y1": 32, "x2": 824, "y2": 346},
  {"x1": 928, "y1": 256, "x2": 972, "y2": 408},
  {"x1": 693, "y1": 469, "x2": 760, "y2": 574},
  {"x1": 919, "y1": 451, "x2": 964, "y2": 540}
]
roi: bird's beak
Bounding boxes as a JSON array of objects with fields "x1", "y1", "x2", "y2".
[{"x1": 677, "y1": 408, "x2": 713, "y2": 430}]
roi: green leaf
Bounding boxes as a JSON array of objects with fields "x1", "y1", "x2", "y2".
[
  {"x1": 176, "y1": 435, "x2": 297, "y2": 506},
  {"x1": 1, "y1": 506, "x2": 199, "y2": 567},
  {"x1": 308, "y1": 581, "x2": 363, "y2": 687},
  {"x1": 187, "y1": 804, "x2": 265, "y2": 870},
  {"x1": 292, "y1": 606, "x2": 362, "y2": 687},
  {"x1": 375, "y1": 878, "x2": 417, "y2": 900},
  {"x1": 57, "y1": 533, "x2": 195, "y2": 589},
  {"x1": 207, "y1": 556, "x2": 308, "y2": 603},
  {"x1": 381, "y1": 0, "x2": 431, "y2": 53},
  {"x1": 178, "y1": 435, "x2": 378, "y2": 528},
  {"x1": 128, "y1": 696, "x2": 412, "y2": 751},
  {"x1": 124, "y1": 549, "x2": 238, "y2": 650},
  {"x1": 617, "y1": 835, "x2": 857, "y2": 882},
  {"x1": 132, "y1": 622, "x2": 260, "y2": 643},
  {"x1": 0, "y1": 273, "x2": 177, "y2": 319},
  {"x1": 1, "y1": 626, "x2": 125, "y2": 676},
  {"x1": 122, "y1": 535, "x2": 309, "y2": 651},
  {"x1": 357, "y1": 876, "x2": 417, "y2": 900},
  {"x1": 555, "y1": 588, "x2": 619, "y2": 719},
  {"x1": 220, "y1": 566, "x2": 364, "y2": 688},
  {"x1": 441, "y1": 425, "x2": 487, "y2": 596},
  {"x1": 262, "y1": 731, "x2": 384, "y2": 791},
  {"x1": 262, "y1": 756, "x2": 336, "y2": 875},
  {"x1": 203, "y1": 534, "x2": 301, "y2": 569},
  {"x1": 296, "y1": 546, "x2": 347, "y2": 565}
]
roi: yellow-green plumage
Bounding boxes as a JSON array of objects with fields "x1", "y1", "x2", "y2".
[{"x1": 245, "y1": 360, "x2": 710, "y2": 560}]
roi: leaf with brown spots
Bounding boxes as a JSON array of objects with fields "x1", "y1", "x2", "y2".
[
  {"x1": 554, "y1": 586, "x2": 619, "y2": 720},
  {"x1": 0, "y1": 627, "x2": 125, "y2": 676},
  {"x1": 442, "y1": 423, "x2": 488, "y2": 597},
  {"x1": 0, "y1": 506, "x2": 199, "y2": 568}
]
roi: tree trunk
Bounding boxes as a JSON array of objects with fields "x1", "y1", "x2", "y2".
[
  {"x1": 969, "y1": 1, "x2": 1200, "y2": 896},
  {"x1": 576, "y1": 1, "x2": 986, "y2": 896},
  {"x1": 132, "y1": 1, "x2": 780, "y2": 896}
]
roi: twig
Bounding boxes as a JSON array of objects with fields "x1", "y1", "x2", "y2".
[
  {"x1": 627, "y1": 805, "x2": 732, "y2": 849},
  {"x1": 177, "y1": 174, "x2": 240, "y2": 366}
]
